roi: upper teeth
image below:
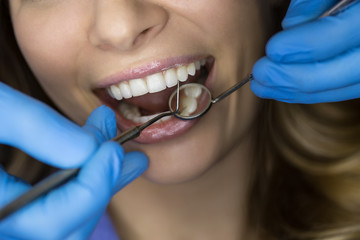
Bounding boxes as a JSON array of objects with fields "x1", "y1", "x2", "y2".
[{"x1": 107, "y1": 59, "x2": 206, "y2": 100}]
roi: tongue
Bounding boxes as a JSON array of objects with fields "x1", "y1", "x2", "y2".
[{"x1": 124, "y1": 86, "x2": 176, "y2": 115}]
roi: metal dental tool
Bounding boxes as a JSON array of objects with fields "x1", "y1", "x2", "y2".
[
  {"x1": 320, "y1": 0, "x2": 359, "y2": 17},
  {"x1": 168, "y1": 75, "x2": 252, "y2": 120},
  {"x1": 0, "y1": 0, "x2": 358, "y2": 221}
]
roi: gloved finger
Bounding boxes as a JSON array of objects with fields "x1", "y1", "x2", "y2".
[
  {"x1": 1, "y1": 156, "x2": 111, "y2": 240},
  {"x1": 253, "y1": 47, "x2": 360, "y2": 97},
  {"x1": 0, "y1": 142, "x2": 147, "y2": 240},
  {"x1": 282, "y1": 0, "x2": 337, "y2": 29},
  {"x1": 0, "y1": 167, "x2": 31, "y2": 207},
  {"x1": 113, "y1": 151, "x2": 149, "y2": 193},
  {"x1": 267, "y1": 2, "x2": 360, "y2": 63},
  {"x1": 251, "y1": 79, "x2": 360, "y2": 103},
  {"x1": 66, "y1": 214, "x2": 103, "y2": 240},
  {"x1": 69, "y1": 152, "x2": 148, "y2": 239},
  {"x1": 0, "y1": 83, "x2": 98, "y2": 168},
  {"x1": 82, "y1": 105, "x2": 117, "y2": 143},
  {"x1": 0, "y1": 105, "x2": 117, "y2": 206}
]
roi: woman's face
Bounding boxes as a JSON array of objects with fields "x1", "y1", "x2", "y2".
[{"x1": 10, "y1": 0, "x2": 267, "y2": 184}]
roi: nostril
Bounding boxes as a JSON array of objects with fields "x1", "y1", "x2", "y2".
[
  {"x1": 132, "y1": 28, "x2": 150, "y2": 47},
  {"x1": 141, "y1": 28, "x2": 150, "y2": 35},
  {"x1": 132, "y1": 27, "x2": 156, "y2": 48}
]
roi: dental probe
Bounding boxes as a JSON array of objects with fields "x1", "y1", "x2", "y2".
[
  {"x1": 320, "y1": 0, "x2": 359, "y2": 18},
  {"x1": 0, "y1": 0, "x2": 357, "y2": 221}
]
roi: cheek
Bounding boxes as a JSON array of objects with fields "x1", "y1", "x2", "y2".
[
  {"x1": 16, "y1": 26, "x2": 69, "y2": 82},
  {"x1": 11, "y1": 8, "x2": 95, "y2": 123},
  {"x1": 192, "y1": 1, "x2": 257, "y2": 43},
  {"x1": 12, "y1": 9, "x2": 87, "y2": 88},
  {"x1": 160, "y1": 0, "x2": 252, "y2": 46}
]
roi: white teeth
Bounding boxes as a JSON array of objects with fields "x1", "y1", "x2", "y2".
[
  {"x1": 187, "y1": 63, "x2": 196, "y2": 76},
  {"x1": 110, "y1": 85, "x2": 122, "y2": 100},
  {"x1": 176, "y1": 66, "x2": 188, "y2": 82},
  {"x1": 106, "y1": 86, "x2": 115, "y2": 100},
  {"x1": 134, "y1": 114, "x2": 171, "y2": 124},
  {"x1": 195, "y1": 61, "x2": 201, "y2": 70},
  {"x1": 147, "y1": 72, "x2": 167, "y2": 93},
  {"x1": 108, "y1": 60, "x2": 209, "y2": 125},
  {"x1": 129, "y1": 78, "x2": 148, "y2": 97},
  {"x1": 119, "y1": 82, "x2": 132, "y2": 99},
  {"x1": 118, "y1": 101, "x2": 141, "y2": 119},
  {"x1": 184, "y1": 85, "x2": 202, "y2": 98},
  {"x1": 180, "y1": 97, "x2": 197, "y2": 117},
  {"x1": 107, "y1": 59, "x2": 207, "y2": 99},
  {"x1": 118, "y1": 102, "x2": 171, "y2": 124},
  {"x1": 181, "y1": 85, "x2": 202, "y2": 116},
  {"x1": 164, "y1": 68, "x2": 178, "y2": 87}
]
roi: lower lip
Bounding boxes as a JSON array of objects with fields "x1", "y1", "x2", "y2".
[
  {"x1": 115, "y1": 113, "x2": 199, "y2": 144},
  {"x1": 114, "y1": 63, "x2": 215, "y2": 144}
]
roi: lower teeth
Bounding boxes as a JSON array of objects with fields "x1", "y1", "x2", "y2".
[
  {"x1": 118, "y1": 84, "x2": 203, "y2": 123},
  {"x1": 118, "y1": 102, "x2": 171, "y2": 124}
]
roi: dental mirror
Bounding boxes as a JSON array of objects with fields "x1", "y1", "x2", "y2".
[{"x1": 168, "y1": 74, "x2": 252, "y2": 120}]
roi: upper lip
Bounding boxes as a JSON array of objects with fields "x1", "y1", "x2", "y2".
[{"x1": 95, "y1": 55, "x2": 208, "y2": 88}]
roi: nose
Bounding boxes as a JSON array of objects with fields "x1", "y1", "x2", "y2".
[{"x1": 89, "y1": 1, "x2": 168, "y2": 52}]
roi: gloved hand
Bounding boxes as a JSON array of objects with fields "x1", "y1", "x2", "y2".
[
  {"x1": 0, "y1": 82, "x2": 148, "y2": 240},
  {"x1": 251, "y1": 0, "x2": 360, "y2": 103}
]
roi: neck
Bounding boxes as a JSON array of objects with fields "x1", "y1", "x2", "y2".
[{"x1": 109, "y1": 135, "x2": 258, "y2": 240}]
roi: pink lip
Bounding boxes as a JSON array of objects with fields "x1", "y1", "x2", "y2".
[
  {"x1": 115, "y1": 60, "x2": 215, "y2": 144},
  {"x1": 96, "y1": 55, "x2": 208, "y2": 88},
  {"x1": 116, "y1": 114, "x2": 200, "y2": 144}
]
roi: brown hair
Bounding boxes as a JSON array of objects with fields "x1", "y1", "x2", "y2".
[
  {"x1": 250, "y1": 100, "x2": 360, "y2": 240},
  {"x1": 247, "y1": 2, "x2": 360, "y2": 239},
  {"x1": 0, "y1": 0, "x2": 56, "y2": 183}
]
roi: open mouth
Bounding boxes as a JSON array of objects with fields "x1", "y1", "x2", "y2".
[{"x1": 94, "y1": 56, "x2": 214, "y2": 143}]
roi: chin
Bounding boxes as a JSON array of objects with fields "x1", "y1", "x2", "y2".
[
  {"x1": 123, "y1": 109, "x2": 226, "y2": 185},
  {"x1": 140, "y1": 147, "x2": 218, "y2": 185}
]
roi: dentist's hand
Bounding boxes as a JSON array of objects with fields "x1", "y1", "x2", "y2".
[
  {"x1": 251, "y1": 0, "x2": 360, "y2": 103},
  {"x1": 0, "y1": 82, "x2": 148, "y2": 240}
]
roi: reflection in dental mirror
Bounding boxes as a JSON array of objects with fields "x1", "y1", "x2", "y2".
[
  {"x1": 169, "y1": 83, "x2": 211, "y2": 120},
  {"x1": 169, "y1": 74, "x2": 252, "y2": 120}
]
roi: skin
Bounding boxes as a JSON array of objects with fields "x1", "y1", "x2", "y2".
[{"x1": 10, "y1": 0, "x2": 270, "y2": 239}]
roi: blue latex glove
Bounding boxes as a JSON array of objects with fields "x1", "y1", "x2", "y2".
[
  {"x1": 0, "y1": 82, "x2": 148, "y2": 240},
  {"x1": 251, "y1": 0, "x2": 360, "y2": 103}
]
